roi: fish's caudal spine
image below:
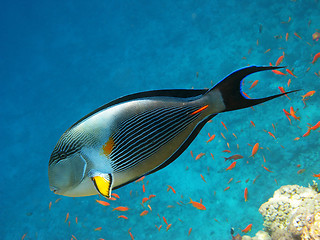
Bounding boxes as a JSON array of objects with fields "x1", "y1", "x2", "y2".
[{"x1": 204, "y1": 66, "x2": 299, "y2": 113}]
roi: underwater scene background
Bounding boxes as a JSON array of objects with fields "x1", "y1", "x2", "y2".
[{"x1": 1, "y1": 0, "x2": 319, "y2": 239}]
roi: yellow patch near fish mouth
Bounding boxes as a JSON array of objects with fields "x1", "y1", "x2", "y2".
[{"x1": 101, "y1": 137, "x2": 115, "y2": 157}]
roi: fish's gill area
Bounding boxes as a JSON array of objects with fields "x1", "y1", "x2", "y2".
[{"x1": 0, "y1": 0, "x2": 319, "y2": 239}]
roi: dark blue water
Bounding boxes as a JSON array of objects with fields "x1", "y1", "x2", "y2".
[{"x1": 1, "y1": 0, "x2": 319, "y2": 239}]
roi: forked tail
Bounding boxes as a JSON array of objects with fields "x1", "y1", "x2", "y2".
[{"x1": 208, "y1": 66, "x2": 299, "y2": 112}]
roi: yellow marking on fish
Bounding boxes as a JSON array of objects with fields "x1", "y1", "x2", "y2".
[
  {"x1": 92, "y1": 176, "x2": 112, "y2": 198},
  {"x1": 190, "y1": 105, "x2": 209, "y2": 115},
  {"x1": 102, "y1": 137, "x2": 115, "y2": 157}
]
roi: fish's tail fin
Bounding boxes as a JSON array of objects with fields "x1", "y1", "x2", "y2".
[{"x1": 207, "y1": 66, "x2": 299, "y2": 112}]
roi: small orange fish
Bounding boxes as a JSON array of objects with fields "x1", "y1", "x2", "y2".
[
  {"x1": 65, "y1": 212, "x2": 69, "y2": 223},
  {"x1": 155, "y1": 225, "x2": 162, "y2": 231},
  {"x1": 224, "y1": 186, "x2": 230, "y2": 191},
  {"x1": 21, "y1": 233, "x2": 27, "y2": 240},
  {"x1": 142, "y1": 184, "x2": 146, "y2": 193},
  {"x1": 223, "y1": 154, "x2": 243, "y2": 161},
  {"x1": 49, "y1": 201, "x2": 52, "y2": 210},
  {"x1": 140, "y1": 210, "x2": 149, "y2": 216},
  {"x1": 286, "y1": 69, "x2": 297, "y2": 77},
  {"x1": 302, "y1": 127, "x2": 311, "y2": 137},
  {"x1": 283, "y1": 109, "x2": 292, "y2": 124},
  {"x1": 195, "y1": 153, "x2": 205, "y2": 160},
  {"x1": 166, "y1": 224, "x2": 172, "y2": 231},
  {"x1": 112, "y1": 193, "x2": 120, "y2": 199},
  {"x1": 75, "y1": 216, "x2": 78, "y2": 224},
  {"x1": 189, "y1": 198, "x2": 206, "y2": 210},
  {"x1": 242, "y1": 91, "x2": 251, "y2": 99},
  {"x1": 250, "y1": 143, "x2": 259, "y2": 157},
  {"x1": 253, "y1": 175, "x2": 260, "y2": 184},
  {"x1": 272, "y1": 69, "x2": 287, "y2": 76},
  {"x1": 71, "y1": 234, "x2": 78, "y2": 240},
  {"x1": 190, "y1": 150, "x2": 194, "y2": 158},
  {"x1": 286, "y1": 32, "x2": 289, "y2": 41},
  {"x1": 167, "y1": 185, "x2": 176, "y2": 194},
  {"x1": 294, "y1": 32, "x2": 302, "y2": 39},
  {"x1": 220, "y1": 132, "x2": 227, "y2": 140},
  {"x1": 163, "y1": 216, "x2": 168, "y2": 225},
  {"x1": 281, "y1": 16, "x2": 291, "y2": 23},
  {"x1": 311, "y1": 52, "x2": 320, "y2": 64},
  {"x1": 244, "y1": 188, "x2": 248, "y2": 202},
  {"x1": 242, "y1": 224, "x2": 252, "y2": 233},
  {"x1": 264, "y1": 48, "x2": 271, "y2": 53},
  {"x1": 310, "y1": 121, "x2": 320, "y2": 130},
  {"x1": 55, "y1": 198, "x2": 61, "y2": 203},
  {"x1": 221, "y1": 121, "x2": 228, "y2": 131},
  {"x1": 250, "y1": 121, "x2": 255, "y2": 127},
  {"x1": 226, "y1": 161, "x2": 236, "y2": 171},
  {"x1": 128, "y1": 231, "x2": 134, "y2": 240},
  {"x1": 206, "y1": 134, "x2": 216, "y2": 143},
  {"x1": 135, "y1": 176, "x2": 145, "y2": 183},
  {"x1": 142, "y1": 197, "x2": 149, "y2": 204},
  {"x1": 278, "y1": 86, "x2": 290, "y2": 99},
  {"x1": 297, "y1": 169, "x2": 306, "y2": 174},
  {"x1": 275, "y1": 55, "x2": 284, "y2": 66},
  {"x1": 222, "y1": 149, "x2": 231, "y2": 153},
  {"x1": 96, "y1": 199, "x2": 110, "y2": 206},
  {"x1": 313, "y1": 173, "x2": 320, "y2": 179},
  {"x1": 148, "y1": 194, "x2": 156, "y2": 199},
  {"x1": 188, "y1": 227, "x2": 192, "y2": 236},
  {"x1": 95, "y1": 227, "x2": 102, "y2": 232},
  {"x1": 302, "y1": 90, "x2": 315, "y2": 99},
  {"x1": 113, "y1": 206, "x2": 129, "y2": 212},
  {"x1": 262, "y1": 164, "x2": 273, "y2": 172},
  {"x1": 249, "y1": 80, "x2": 259, "y2": 89},
  {"x1": 232, "y1": 133, "x2": 237, "y2": 139},
  {"x1": 290, "y1": 106, "x2": 300, "y2": 120},
  {"x1": 200, "y1": 174, "x2": 206, "y2": 183},
  {"x1": 287, "y1": 78, "x2": 291, "y2": 87},
  {"x1": 227, "y1": 178, "x2": 233, "y2": 184},
  {"x1": 268, "y1": 131, "x2": 276, "y2": 139}
]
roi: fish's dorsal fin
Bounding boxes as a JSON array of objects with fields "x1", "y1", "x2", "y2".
[
  {"x1": 69, "y1": 89, "x2": 208, "y2": 130},
  {"x1": 89, "y1": 170, "x2": 113, "y2": 198}
]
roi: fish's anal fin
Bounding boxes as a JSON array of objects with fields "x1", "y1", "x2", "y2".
[{"x1": 90, "y1": 171, "x2": 113, "y2": 199}]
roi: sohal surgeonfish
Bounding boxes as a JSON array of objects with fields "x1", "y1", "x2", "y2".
[{"x1": 48, "y1": 66, "x2": 297, "y2": 198}]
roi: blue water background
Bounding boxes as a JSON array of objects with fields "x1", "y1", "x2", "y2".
[{"x1": 1, "y1": 0, "x2": 319, "y2": 239}]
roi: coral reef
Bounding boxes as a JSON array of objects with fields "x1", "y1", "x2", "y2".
[
  {"x1": 258, "y1": 184, "x2": 320, "y2": 240},
  {"x1": 242, "y1": 230, "x2": 272, "y2": 240}
]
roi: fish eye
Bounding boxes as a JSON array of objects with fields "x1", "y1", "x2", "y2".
[{"x1": 58, "y1": 151, "x2": 67, "y2": 159}]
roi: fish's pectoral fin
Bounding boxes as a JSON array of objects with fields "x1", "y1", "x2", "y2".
[{"x1": 89, "y1": 170, "x2": 113, "y2": 198}]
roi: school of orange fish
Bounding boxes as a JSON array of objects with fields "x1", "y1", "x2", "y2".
[{"x1": 23, "y1": 13, "x2": 319, "y2": 240}]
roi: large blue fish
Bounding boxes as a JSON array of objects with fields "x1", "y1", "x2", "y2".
[{"x1": 48, "y1": 66, "x2": 296, "y2": 198}]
